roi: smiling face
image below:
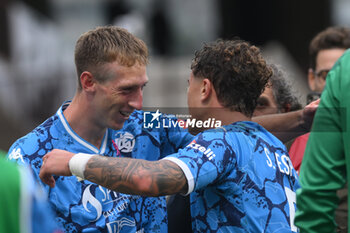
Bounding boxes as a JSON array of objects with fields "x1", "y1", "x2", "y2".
[{"x1": 91, "y1": 62, "x2": 148, "y2": 130}]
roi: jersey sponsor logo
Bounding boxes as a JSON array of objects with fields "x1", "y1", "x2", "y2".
[
  {"x1": 8, "y1": 148, "x2": 24, "y2": 163},
  {"x1": 113, "y1": 132, "x2": 135, "y2": 153},
  {"x1": 82, "y1": 184, "x2": 102, "y2": 222},
  {"x1": 82, "y1": 184, "x2": 140, "y2": 224},
  {"x1": 187, "y1": 142, "x2": 216, "y2": 160},
  {"x1": 106, "y1": 217, "x2": 136, "y2": 233}
]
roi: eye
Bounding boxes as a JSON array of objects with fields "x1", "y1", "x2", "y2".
[
  {"x1": 256, "y1": 98, "x2": 268, "y2": 108},
  {"x1": 315, "y1": 69, "x2": 330, "y2": 80},
  {"x1": 121, "y1": 87, "x2": 134, "y2": 93}
]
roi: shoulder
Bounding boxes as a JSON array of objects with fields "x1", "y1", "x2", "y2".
[
  {"x1": 189, "y1": 124, "x2": 250, "y2": 146},
  {"x1": 8, "y1": 115, "x2": 58, "y2": 164},
  {"x1": 225, "y1": 121, "x2": 287, "y2": 152}
]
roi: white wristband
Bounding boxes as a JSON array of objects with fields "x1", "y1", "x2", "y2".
[{"x1": 69, "y1": 153, "x2": 95, "y2": 180}]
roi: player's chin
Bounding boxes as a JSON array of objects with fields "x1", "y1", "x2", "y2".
[{"x1": 110, "y1": 119, "x2": 126, "y2": 130}]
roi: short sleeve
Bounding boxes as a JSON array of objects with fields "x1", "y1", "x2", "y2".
[{"x1": 163, "y1": 128, "x2": 235, "y2": 194}]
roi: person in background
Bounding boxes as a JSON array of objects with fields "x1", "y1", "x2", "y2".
[
  {"x1": 253, "y1": 63, "x2": 302, "y2": 151},
  {"x1": 290, "y1": 26, "x2": 350, "y2": 172},
  {"x1": 253, "y1": 64, "x2": 301, "y2": 117},
  {"x1": 294, "y1": 48, "x2": 350, "y2": 233},
  {"x1": 289, "y1": 26, "x2": 350, "y2": 232},
  {"x1": 40, "y1": 39, "x2": 300, "y2": 233}
]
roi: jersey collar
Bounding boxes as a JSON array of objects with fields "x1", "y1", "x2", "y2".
[{"x1": 56, "y1": 101, "x2": 108, "y2": 154}]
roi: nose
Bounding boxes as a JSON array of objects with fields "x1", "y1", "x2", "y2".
[{"x1": 128, "y1": 88, "x2": 143, "y2": 110}]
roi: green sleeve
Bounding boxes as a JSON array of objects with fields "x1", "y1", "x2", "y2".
[
  {"x1": 0, "y1": 157, "x2": 21, "y2": 233},
  {"x1": 295, "y1": 50, "x2": 350, "y2": 232}
]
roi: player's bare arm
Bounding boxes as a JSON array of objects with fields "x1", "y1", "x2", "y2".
[
  {"x1": 253, "y1": 98, "x2": 320, "y2": 142},
  {"x1": 40, "y1": 149, "x2": 188, "y2": 196},
  {"x1": 84, "y1": 156, "x2": 188, "y2": 196}
]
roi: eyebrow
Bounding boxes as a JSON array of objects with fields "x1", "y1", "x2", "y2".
[
  {"x1": 119, "y1": 81, "x2": 148, "y2": 90},
  {"x1": 257, "y1": 96, "x2": 269, "y2": 102}
]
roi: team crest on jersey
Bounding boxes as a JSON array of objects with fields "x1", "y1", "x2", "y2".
[{"x1": 113, "y1": 132, "x2": 135, "y2": 153}]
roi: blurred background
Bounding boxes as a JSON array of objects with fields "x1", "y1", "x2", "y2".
[{"x1": 0, "y1": 0, "x2": 349, "y2": 150}]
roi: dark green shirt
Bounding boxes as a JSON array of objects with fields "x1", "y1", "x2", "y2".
[
  {"x1": 295, "y1": 49, "x2": 350, "y2": 232},
  {"x1": 0, "y1": 156, "x2": 21, "y2": 233}
]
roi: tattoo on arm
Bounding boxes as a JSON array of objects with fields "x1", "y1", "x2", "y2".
[{"x1": 84, "y1": 156, "x2": 188, "y2": 196}]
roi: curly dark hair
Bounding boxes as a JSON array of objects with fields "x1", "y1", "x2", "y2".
[
  {"x1": 309, "y1": 26, "x2": 350, "y2": 70},
  {"x1": 191, "y1": 39, "x2": 272, "y2": 117},
  {"x1": 269, "y1": 64, "x2": 302, "y2": 112}
]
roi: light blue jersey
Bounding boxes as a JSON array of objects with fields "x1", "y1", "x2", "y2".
[
  {"x1": 165, "y1": 121, "x2": 299, "y2": 233},
  {"x1": 8, "y1": 102, "x2": 193, "y2": 233},
  {"x1": 23, "y1": 165, "x2": 62, "y2": 233}
]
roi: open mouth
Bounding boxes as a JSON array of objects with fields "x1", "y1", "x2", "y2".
[{"x1": 120, "y1": 111, "x2": 132, "y2": 118}]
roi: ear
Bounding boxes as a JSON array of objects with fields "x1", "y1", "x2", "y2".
[
  {"x1": 80, "y1": 71, "x2": 96, "y2": 92},
  {"x1": 308, "y1": 68, "x2": 316, "y2": 91},
  {"x1": 200, "y1": 78, "x2": 213, "y2": 101}
]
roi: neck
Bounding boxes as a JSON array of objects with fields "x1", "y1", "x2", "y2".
[
  {"x1": 190, "y1": 107, "x2": 251, "y2": 135},
  {"x1": 63, "y1": 93, "x2": 106, "y2": 148},
  {"x1": 204, "y1": 107, "x2": 251, "y2": 126}
]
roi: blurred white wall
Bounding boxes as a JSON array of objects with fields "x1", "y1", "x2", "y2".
[{"x1": 0, "y1": 1, "x2": 63, "y2": 128}]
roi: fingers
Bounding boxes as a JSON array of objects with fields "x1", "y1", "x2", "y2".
[
  {"x1": 42, "y1": 174, "x2": 56, "y2": 188},
  {"x1": 309, "y1": 98, "x2": 320, "y2": 107},
  {"x1": 39, "y1": 170, "x2": 56, "y2": 188},
  {"x1": 40, "y1": 149, "x2": 74, "y2": 187},
  {"x1": 40, "y1": 156, "x2": 56, "y2": 188}
]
